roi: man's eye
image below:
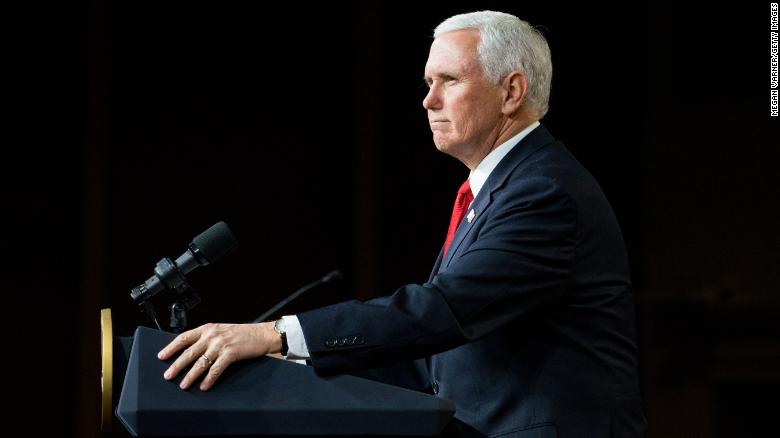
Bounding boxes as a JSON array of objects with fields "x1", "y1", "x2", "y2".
[{"x1": 422, "y1": 77, "x2": 457, "y2": 89}]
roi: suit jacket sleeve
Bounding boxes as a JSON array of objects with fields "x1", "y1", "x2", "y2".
[{"x1": 297, "y1": 174, "x2": 577, "y2": 374}]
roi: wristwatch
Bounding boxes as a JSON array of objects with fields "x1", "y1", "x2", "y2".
[{"x1": 273, "y1": 318, "x2": 289, "y2": 357}]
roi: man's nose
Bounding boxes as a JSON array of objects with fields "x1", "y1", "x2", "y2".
[{"x1": 422, "y1": 85, "x2": 441, "y2": 110}]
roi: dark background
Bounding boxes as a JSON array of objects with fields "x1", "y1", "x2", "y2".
[{"x1": 6, "y1": 1, "x2": 778, "y2": 437}]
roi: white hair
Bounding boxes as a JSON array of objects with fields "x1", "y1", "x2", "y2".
[{"x1": 434, "y1": 11, "x2": 553, "y2": 118}]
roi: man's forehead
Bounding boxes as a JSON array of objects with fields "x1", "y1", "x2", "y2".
[
  {"x1": 429, "y1": 29, "x2": 480, "y2": 55},
  {"x1": 424, "y1": 30, "x2": 480, "y2": 76}
]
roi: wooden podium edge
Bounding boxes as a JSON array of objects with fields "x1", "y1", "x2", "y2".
[{"x1": 100, "y1": 308, "x2": 113, "y2": 432}]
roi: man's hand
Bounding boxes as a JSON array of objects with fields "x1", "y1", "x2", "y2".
[{"x1": 157, "y1": 322, "x2": 281, "y2": 391}]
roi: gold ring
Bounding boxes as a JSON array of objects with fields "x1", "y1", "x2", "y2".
[{"x1": 201, "y1": 354, "x2": 214, "y2": 365}]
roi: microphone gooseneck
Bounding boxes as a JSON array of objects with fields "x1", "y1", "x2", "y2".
[{"x1": 252, "y1": 270, "x2": 343, "y2": 323}]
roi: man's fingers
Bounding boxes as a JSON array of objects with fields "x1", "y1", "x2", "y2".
[
  {"x1": 163, "y1": 337, "x2": 208, "y2": 381},
  {"x1": 157, "y1": 328, "x2": 199, "y2": 360},
  {"x1": 199, "y1": 351, "x2": 231, "y2": 391},
  {"x1": 179, "y1": 351, "x2": 216, "y2": 390}
]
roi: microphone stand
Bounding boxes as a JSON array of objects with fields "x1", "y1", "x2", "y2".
[{"x1": 169, "y1": 288, "x2": 202, "y2": 333}]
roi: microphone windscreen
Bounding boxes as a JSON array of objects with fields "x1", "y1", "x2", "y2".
[{"x1": 192, "y1": 221, "x2": 238, "y2": 263}]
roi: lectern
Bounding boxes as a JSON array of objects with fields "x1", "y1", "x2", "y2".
[{"x1": 101, "y1": 309, "x2": 455, "y2": 436}]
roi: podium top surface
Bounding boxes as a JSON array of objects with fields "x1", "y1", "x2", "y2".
[{"x1": 117, "y1": 327, "x2": 454, "y2": 436}]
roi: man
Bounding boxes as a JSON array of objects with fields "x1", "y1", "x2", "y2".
[{"x1": 158, "y1": 11, "x2": 647, "y2": 437}]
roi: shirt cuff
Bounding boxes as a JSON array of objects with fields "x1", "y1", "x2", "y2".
[{"x1": 281, "y1": 315, "x2": 311, "y2": 360}]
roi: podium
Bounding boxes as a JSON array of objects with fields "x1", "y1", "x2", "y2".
[{"x1": 101, "y1": 310, "x2": 455, "y2": 436}]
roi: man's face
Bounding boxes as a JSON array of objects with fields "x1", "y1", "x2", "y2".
[{"x1": 423, "y1": 29, "x2": 504, "y2": 164}]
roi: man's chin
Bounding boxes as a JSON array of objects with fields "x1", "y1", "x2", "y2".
[
  {"x1": 432, "y1": 134, "x2": 453, "y2": 152},
  {"x1": 433, "y1": 141, "x2": 458, "y2": 158},
  {"x1": 433, "y1": 141, "x2": 450, "y2": 153}
]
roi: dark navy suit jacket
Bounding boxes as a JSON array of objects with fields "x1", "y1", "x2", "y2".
[{"x1": 297, "y1": 125, "x2": 647, "y2": 437}]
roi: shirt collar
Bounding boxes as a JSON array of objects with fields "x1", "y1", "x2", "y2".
[{"x1": 469, "y1": 121, "x2": 540, "y2": 198}]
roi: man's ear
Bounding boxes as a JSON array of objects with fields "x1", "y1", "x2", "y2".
[{"x1": 501, "y1": 71, "x2": 528, "y2": 115}]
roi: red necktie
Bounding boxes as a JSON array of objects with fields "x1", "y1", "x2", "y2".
[{"x1": 443, "y1": 179, "x2": 474, "y2": 257}]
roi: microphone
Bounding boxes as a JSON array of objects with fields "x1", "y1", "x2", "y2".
[
  {"x1": 130, "y1": 221, "x2": 239, "y2": 305},
  {"x1": 252, "y1": 270, "x2": 343, "y2": 323}
]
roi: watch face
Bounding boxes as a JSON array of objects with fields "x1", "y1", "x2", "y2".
[{"x1": 274, "y1": 318, "x2": 286, "y2": 333}]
